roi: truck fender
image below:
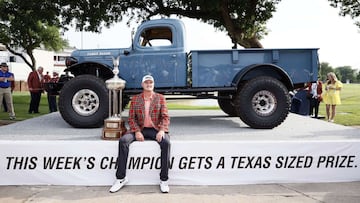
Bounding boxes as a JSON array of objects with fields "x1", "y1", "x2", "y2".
[
  {"x1": 64, "y1": 61, "x2": 114, "y2": 80},
  {"x1": 232, "y1": 64, "x2": 294, "y2": 90}
]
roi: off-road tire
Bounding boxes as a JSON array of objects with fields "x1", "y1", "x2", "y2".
[
  {"x1": 59, "y1": 75, "x2": 108, "y2": 128},
  {"x1": 234, "y1": 76, "x2": 290, "y2": 129}
]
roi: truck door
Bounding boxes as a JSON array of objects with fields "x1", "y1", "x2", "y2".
[{"x1": 122, "y1": 24, "x2": 187, "y2": 89}]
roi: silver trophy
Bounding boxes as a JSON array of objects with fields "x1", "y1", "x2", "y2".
[{"x1": 102, "y1": 56, "x2": 127, "y2": 140}]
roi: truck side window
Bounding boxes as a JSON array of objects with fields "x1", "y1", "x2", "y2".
[{"x1": 139, "y1": 27, "x2": 173, "y2": 47}]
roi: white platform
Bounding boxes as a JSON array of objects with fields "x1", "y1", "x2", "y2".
[{"x1": 0, "y1": 110, "x2": 359, "y2": 185}]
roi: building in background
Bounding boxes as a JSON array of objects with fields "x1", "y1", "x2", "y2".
[
  {"x1": 0, "y1": 46, "x2": 73, "y2": 81},
  {"x1": 0, "y1": 45, "x2": 74, "y2": 91},
  {"x1": 53, "y1": 48, "x2": 73, "y2": 74}
]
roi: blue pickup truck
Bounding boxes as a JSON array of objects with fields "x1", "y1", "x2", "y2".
[{"x1": 55, "y1": 18, "x2": 319, "y2": 129}]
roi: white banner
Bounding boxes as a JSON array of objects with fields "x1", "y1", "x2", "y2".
[{"x1": 1, "y1": 140, "x2": 360, "y2": 185}]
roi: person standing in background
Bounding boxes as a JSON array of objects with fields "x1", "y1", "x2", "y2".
[
  {"x1": 0, "y1": 63, "x2": 16, "y2": 120},
  {"x1": 47, "y1": 71, "x2": 59, "y2": 112},
  {"x1": 27, "y1": 66, "x2": 44, "y2": 114},
  {"x1": 2, "y1": 79, "x2": 14, "y2": 112},
  {"x1": 307, "y1": 78, "x2": 323, "y2": 118},
  {"x1": 322, "y1": 72, "x2": 343, "y2": 122},
  {"x1": 43, "y1": 71, "x2": 51, "y2": 83}
]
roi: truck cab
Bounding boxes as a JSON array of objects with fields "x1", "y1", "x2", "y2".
[
  {"x1": 65, "y1": 19, "x2": 187, "y2": 89},
  {"x1": 122, "y1": 19, "x2": 188, "y2": 88}
]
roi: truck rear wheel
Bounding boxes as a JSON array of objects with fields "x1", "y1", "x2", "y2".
[
  {"x1": 234, "y1": 76, "x2": 290, "y2": 129},
  {"x1": 59, "y1": 75, "x2": 108, "y2": 128},
  {"x1": 217, "y1": 92, "x2": 237, "y2": 116}
]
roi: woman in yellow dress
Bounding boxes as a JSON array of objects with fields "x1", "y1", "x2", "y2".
[{"x1": 322, "y1": 72, "x2": 343, "y2": 122}]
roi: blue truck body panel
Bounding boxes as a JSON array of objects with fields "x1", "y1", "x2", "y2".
[
  {"x1": 191, "y1": 48, "x2": 318, "y2": 87},
  {"x1": 71, "y1": 47, "x2": 188, "y2": 89}
]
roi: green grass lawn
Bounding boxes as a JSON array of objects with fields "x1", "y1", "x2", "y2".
[
  {"x1": 0, "y1": 92, "x2": 50, "y2": 121},
  {"x1": 1, "y1": 84, "x2": 359, "y2": 126},
  {"x1": 318, "y1": 83, "x2": 360, "y2": 126}
]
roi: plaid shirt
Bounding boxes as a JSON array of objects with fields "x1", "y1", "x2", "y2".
[{"x1": 128, "y1": 92, "x2": 170, "y2": 133}]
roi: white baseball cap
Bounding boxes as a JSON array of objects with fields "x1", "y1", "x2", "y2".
[{"x1": 142, "y1": 75, "x2": 154, "y2": 83}]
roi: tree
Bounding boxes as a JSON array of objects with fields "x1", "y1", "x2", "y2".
[
  {"x1": 356, "y1": 70, "x2": 360, "y2": 83},
  {"x1": 328, "y1": 0, "x2": 360, "y2": 28},
  {"x1": 59, "y1": 0, "x2": 281, "y2": 48},
  {"x1": 319, "y1": 62, "x2": 334, "y2": 81},
  {"x1": 335, "y1": 66, "x2": 356, "y2": 83},
  {"x1": 0, "y1": 0, "x2": 67, "y2": 71}
]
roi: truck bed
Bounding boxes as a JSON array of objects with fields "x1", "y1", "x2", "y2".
[{"x1": 190, "y1": 48, "x2": 319, "y2": 88}]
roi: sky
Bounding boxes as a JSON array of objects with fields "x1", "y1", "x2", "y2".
[{"x1": 64, "y1": 0, "x2": 360, "y2": 70}]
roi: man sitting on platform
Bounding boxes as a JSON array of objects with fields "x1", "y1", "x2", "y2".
[{"x1": 109, "y1": 75, "x2": 171, "y2": 193}]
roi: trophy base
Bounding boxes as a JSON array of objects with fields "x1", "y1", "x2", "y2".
[{"x1": 102, "y1": 118, "x2": 127, "y2": 140}]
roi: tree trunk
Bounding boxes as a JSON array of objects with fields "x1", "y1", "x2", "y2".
[
  {"x1": 220, "y1": 0, "x2": 263, "y2": 49},
  {"x1": 5, "y1": 45, "x2": 36, "y2": 71},
  {"x1": 26, "y1": 49, "x2": 36, "y2": 71},
  {"x1": 236, "y1": 35, "x2": 263, "y2": 48}
]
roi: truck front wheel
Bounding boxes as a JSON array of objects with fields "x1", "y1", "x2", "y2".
[
  {"x1": 59, "y1": 75, "x2": 109, "y2": 128},
  {"x1": 234, "y1": 76, "x2": 290, "y2": 129}
]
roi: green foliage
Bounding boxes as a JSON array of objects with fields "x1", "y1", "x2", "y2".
[
  {"x1": 0, "y1": 0, "x2": 68, "y2": 70},
  {"x1": 319, "y1": 62, "x2": 334, "y2": 81},
  {"x1": 49, "y1": 0, "x2": 281, "y2": 48},
  {"x1": 329, "y1": 0, "x2": 360, "y2": 28},
  {"x1": 320, "y1": 62, "x2": 360, "y2": 83},
  {"x1": 58, "y1": 0, "x2": 124, "y2": 32},
  {"x1": 40, "y1": 0, "x2": 281, "y2": 48},
  {"x1": 335, "y1": 66, "x2": 356, "y2": 83},
  {"x1": 94, "y1": 0, "x2": 281, "y2": 48}
]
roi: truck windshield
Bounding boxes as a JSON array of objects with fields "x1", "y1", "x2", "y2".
[{"x1": 139, "y1": 26, "x2": 173, "y2": 47}]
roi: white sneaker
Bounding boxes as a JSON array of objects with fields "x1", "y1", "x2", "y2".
[
  {"x1": 109, "y1": 177, "x2": 128, "y2": 193},
  {"x1": 160, "y1": 180, "x2": 170, "y2": 193}
]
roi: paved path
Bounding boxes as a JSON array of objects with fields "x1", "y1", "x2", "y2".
[{"x1": 1, "y1": 182, "x2": 360, "y2": 203}]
